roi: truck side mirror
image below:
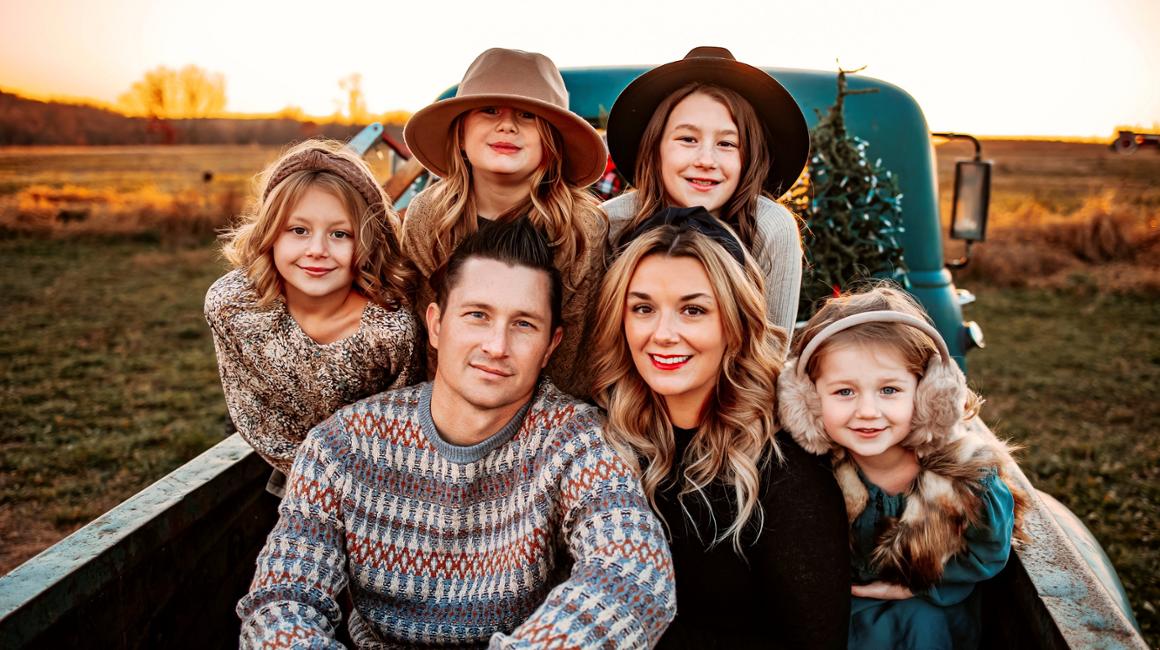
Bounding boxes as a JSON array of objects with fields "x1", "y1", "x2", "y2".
[
  {"x1": 950, "y1": 160, "x2": 991, "y2": 242},
  {"x1": 933, "y1": 132, "x2": 992, "y2": 269}
]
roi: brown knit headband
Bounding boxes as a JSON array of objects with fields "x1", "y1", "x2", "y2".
[{"x1": 262, "y1": 147, "x2": 385, "y2": 219}]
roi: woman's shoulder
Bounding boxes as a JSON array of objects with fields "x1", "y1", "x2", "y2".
[{"x1": 763, "y1": 432, "x2": 842, "y2": 496}]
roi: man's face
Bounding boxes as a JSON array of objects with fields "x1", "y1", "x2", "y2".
[{"x1": 427, "y1": 257, "x2": 562, "y2": 423}]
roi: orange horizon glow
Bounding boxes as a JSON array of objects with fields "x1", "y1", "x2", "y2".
[
  {"x1": 2, "y1": 85, "x2": 1151, "y2": 143},
  {"x1": 0, "y1": 85, "x2": 412, "y2": 126},
  {"x1": 1, "y1": 0, "x2": 1157, "y2": 140}
]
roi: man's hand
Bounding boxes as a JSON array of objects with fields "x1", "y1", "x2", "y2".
[{"x1": 851, "y1": 581, "x2": 914, "y2": 600}]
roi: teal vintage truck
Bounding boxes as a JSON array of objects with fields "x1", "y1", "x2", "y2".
[{"x1": 0, "y1": 65, "x2": 1147, "y2": 649}]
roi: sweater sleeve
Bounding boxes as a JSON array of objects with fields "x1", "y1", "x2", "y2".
[
  {"x1": 204, "y1": 272, "x2": 301, "y2": 474},
  {"x1": 753, "y1": 197, "x2": 804, "y2": 343},
  {"x1": 754, "y1": 435, "x2": 851, "y2": 650},
  {"x1": 920, "y1": 470, "x2": 1016, "y2": 607},
  {"x1": 236, "y1": 420, "x2": 351, "y2": 648},
  {"x1": 492, "y1": 411, "x2": 677, "y2": 649},
  {"x1": 398, "y1": 187, "x2": 442, "y2": 277}
]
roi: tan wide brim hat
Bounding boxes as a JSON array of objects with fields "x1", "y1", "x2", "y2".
[
  {"x1": 404, "y1": 48, "x2": 607, "y2": 187},
  {"x1": 606, "y1": 46, "x2": 809, "y2": 197}
]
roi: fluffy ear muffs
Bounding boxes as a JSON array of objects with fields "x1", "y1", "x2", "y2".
[
  {"x1": 907, "y1": 355, "x2": 969, "y2": 454},
  {"x1": 777, "y1": 358, "x2": 833, "y2": 454}
]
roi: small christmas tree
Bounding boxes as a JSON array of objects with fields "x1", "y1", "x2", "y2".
[{"x1": 790, "y1": 67, "x2": 908, "y2": 322}]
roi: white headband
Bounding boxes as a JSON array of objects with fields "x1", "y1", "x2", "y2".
[{"x1": 796, "y1": 310, "x2": 952, "y2": 376}]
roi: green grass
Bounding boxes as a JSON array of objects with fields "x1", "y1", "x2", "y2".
[
  {"x1": 0, "y1": 237, "x2": 229, "y2": 544},
  {"x1": 964, "y1": 286, "x2": 1159, "y2": 642}
]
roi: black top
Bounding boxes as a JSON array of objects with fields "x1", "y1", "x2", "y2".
[{"x1": 655, "y1": 428, "x2": 850, "y2": 649}]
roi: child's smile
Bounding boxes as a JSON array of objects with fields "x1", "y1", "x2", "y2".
[{"x1": 814, "y1": 342, "x2": 918, "y2": 464}]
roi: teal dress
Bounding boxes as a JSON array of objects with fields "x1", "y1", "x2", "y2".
[{"x1": 849, "y1": 469, "x2": 1015, "y2": 650}]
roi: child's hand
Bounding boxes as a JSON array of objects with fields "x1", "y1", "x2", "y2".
[{"x1": 851, "y1": 581, "x2": 914, "y2": 600}]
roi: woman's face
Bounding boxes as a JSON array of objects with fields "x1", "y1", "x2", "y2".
[
  {"x1": 623, "y1": 253, "x2": 726, "y2": 428},
  {"x1": 658, "y1": 92, "x2": 742, "y2": 217},
  {"x1": 460, "y1": 106, "x2": 544, "y2": 184}
]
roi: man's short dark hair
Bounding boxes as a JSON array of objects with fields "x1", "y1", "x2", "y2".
[{"x1": 434, "y1": 217, "x2": 564, "y2": 330}]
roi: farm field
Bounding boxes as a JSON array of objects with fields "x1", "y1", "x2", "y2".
[{"x1": 0, "y1": 141, "x2": 1157, "y2": 644}]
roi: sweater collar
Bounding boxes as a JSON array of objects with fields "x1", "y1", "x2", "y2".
[{"x1": 418, "y1": 381, "x2": 537, "y2": 464}]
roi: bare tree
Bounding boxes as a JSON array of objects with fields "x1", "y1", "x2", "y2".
[
  {"x1": 118, "y1": 65, "x2": 227, "y2": 118},
  {"x1": 338, "y1": 73, "x2": 369, "y2": 124}
]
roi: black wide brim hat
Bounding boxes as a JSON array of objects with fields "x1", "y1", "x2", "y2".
[{"x1": 606, "y1": 46, "x2": 810, "y2": 197}]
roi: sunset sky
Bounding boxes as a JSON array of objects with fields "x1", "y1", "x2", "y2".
[{"x1": 1, "y1": 0, "x2": 1157, "y2": 138}]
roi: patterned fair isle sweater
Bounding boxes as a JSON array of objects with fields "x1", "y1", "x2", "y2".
[{"x1": 237, "y1": 379, "x2": 676, "y2": 649}]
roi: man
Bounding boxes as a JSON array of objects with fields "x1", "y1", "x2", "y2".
[{"x1": 238, "y1": 218, "x2": 675, "y2": 648}]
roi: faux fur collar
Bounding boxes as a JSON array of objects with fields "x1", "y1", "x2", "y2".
[{"x1": 832, "y1": 424, "x2": 1026, "y2": 591}]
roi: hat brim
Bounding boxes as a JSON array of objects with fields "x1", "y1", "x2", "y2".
[
  {"x1": 606, "y1": 58, "x2": 809, "y2": 197},
  {"x1": 404, "y1": 94, "x2": 607, "y2": 187}
]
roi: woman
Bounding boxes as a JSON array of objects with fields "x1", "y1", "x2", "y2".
[
  {"x1": 603, "y1": 46, "x2": 809, "y2": 340},
  {"x1": 592, "y1": 206, "x2": 849, "y2": 648},
  {"x1": 401, "y1": 47, "x2": 609, "y2": 398}
]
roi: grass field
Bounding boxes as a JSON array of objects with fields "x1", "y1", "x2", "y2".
[{"x1": 0, "y1": 142, "x2": 1156, "y2": 643}]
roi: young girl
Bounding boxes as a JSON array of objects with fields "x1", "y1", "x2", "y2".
[
  {"x1": 592, "y1": 206, "x2": 850, "y2": 649},
  {"x1": 602, "y1": 46, "x2": 810, "y2": 339},
  {"x1": 778, "y1": 285, "x2": 1027, "y2": 650},
  {"x1": 400, "y1": 47, "x2": 609, "y2": 398},
  {"x1": 205, "y1": 139, "x2": 419, "y2": 493}
]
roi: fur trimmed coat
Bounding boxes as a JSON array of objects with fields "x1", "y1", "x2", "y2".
[{"x1": 833, "y1": 426, "x2": 1025, "y2": 591}]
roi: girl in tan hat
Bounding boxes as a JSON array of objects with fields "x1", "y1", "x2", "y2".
[
  {"x1": 603, "y1": 46, "x2": 810, "y2": 345},
  {"x1": 205, "y1": 139, "x2": 420, "y2": 494},
  {"x1": 401, "y1": 48, "x2": 609, "y2": 399}
]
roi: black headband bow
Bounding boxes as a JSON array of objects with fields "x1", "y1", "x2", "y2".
[{"x1": 621, "y1": 206, "x2": 747, "y2": 266}]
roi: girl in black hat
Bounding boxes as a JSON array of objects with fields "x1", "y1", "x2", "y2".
[{"x1": 604, "y1": 46, "x2": 809, "y2": 346}]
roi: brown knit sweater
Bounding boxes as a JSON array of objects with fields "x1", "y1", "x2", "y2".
[{"x1": 400, "y1": 187, "x2": 610, "y2": 399}]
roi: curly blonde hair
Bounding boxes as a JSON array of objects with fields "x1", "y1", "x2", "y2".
[
  {"x1": 220, "y1": 139, "x2": 415, "y2": 308},
  {"x1": 417, "y1": 113, "x2": 604, "y2": 294},
  {"x1": 592, "y1": 225, "x2": 787, "y2": 553}
]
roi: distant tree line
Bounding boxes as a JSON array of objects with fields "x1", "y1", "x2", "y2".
[{"x1": 0, "y1": 91, "x2": 364, "y2": 146}]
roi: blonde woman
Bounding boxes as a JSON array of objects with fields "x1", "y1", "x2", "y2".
[
  {"x1": 401, "y1": 48, "x2": 609, "y2": 398},
  {"x1": 205, "y1": 139, "x2": 419, "y2": 493},
  {"x1": 603, "y1": 46, "x2": 809, "y2": 340},
  {"x1": 592, "y1": 206, "x2": 849, "y2": 648}
]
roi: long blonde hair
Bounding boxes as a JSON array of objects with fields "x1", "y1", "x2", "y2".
[
  {"x1": 623, "y1": 83, "x2": 773, "y2": 252},
  {"x1": 419, "y1": 113, "x2": 604, "y2": 292},
  {"x1": 221, "y1": 139, "x2": 414, "y2": 308},
  {"x1": 592, "y1": 226, "x2": 787, "y2": 553}
]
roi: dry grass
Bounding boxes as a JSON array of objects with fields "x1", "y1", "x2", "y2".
[
  {"x1": 937, "y1": 140, "x2": 1160, "y2": 294},
  {"x1": 0, "y1": 183, "x2": 242, "y2": 245},
  {"x1": 0, "y1": 145, "x2": 279, "y2": 245}
]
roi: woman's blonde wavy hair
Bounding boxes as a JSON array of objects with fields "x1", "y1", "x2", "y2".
[
  {"x1": 622, "y1": 83, "x2": 773, "y2": 253},
  {"x1": 220, "y1": 139, "x2": 414, "y2": 308},
  {"x1": 592, "y1": 225, "x2": 788, "y2": 553},
  {"x1": 418, "y1": 113, "x2": 604, "y2": 292}
]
